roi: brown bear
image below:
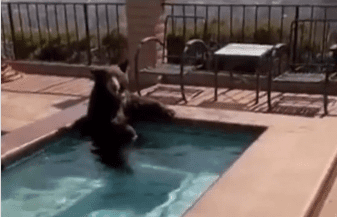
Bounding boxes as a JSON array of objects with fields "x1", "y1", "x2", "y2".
[
  {"x1": 73, "y1": 60, "x2": 175, "y2": 170},
  {"x1": 73, "y1": 61, "x2": 136, "y2": 170}
]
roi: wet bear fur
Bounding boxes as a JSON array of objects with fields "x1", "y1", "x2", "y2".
[
  {"x1": 73, "y1": 61, "x2": 137, "y2": 169},
  {"x1": 73, "y1": 59, "x2": 175, "y2": 169},
  {"x1": 122, "y1": 94, "x2": 175, "y2": 125}
]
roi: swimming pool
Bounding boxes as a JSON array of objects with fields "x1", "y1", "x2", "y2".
[{"x1": 2, "y1": 122, "x2": 261, "y2": 217}]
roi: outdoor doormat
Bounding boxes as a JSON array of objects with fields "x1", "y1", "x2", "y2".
[
  {"x1": 198, "y1": 101, "x2": 247, "y2": 111},
  {"x1": 279, "y1": 95, "x2": 332, "y2": 106},
  {"x1": 267, "y1": 105, "x2": 320, "y2": 117}
]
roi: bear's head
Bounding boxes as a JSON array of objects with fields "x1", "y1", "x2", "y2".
[
  {"x1": 90, "y1": 68, "x2": 121, "y2": 96},
  {"x1": 90, "y1": 60, "x2": 129, "y2": 95}
]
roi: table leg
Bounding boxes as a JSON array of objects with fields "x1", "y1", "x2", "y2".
[
  {"x1": 256, "y1": 69, "x2": 260, "y2": 104},
  {"x1": 267, "y1": 67, "x2": 272, "y2": 110},
  {"x1": 324, "y1": 69, "x2": 329, "y2": 115},
  {"x1": 214, "y1": 56, "x2": 219, "y2": 101},
  {"x1": 229, "y1": 71, "x2": 233, "y2": 89}
]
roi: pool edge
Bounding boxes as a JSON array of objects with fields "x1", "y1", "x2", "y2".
[
  {"x1": 1, "y1": 102, "x2": 266, "y2": 170},
  {"x1": 1, "y1": 102, "x2": 87, "y2": 169},
  {"x1": 2, "y1": 103, "x2": 337, "y2": 217}
]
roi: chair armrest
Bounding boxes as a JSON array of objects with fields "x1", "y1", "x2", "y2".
[
  {"x1": 140, "y1": 36, "x2": 164, "y2": 46},
  {"x1": 274, "y1": 43, "x2": 287, "y2": 50},
  {"x1": 182, "y1": 39, "x2": 213, "y2": 70},
  {"x1": 272, "y1": 43, "x2": 288, "y2": 57},
  {"x1": 330, "y1": 44, "x2": 337, "y2": 52},
  {"x1": 184, "y1": 39, "x2": 209, "y2": 50}
]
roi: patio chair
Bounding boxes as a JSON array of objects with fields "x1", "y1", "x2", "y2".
[
  {"x1": 267, "y1": 19, "x2": 337, "y2": 115},
  {"x1": 135, "y1": 36, "x2": 212, "y2": 102},
  {"x1": 134, "y1": 15, "x2": 213, "y2": 102}
]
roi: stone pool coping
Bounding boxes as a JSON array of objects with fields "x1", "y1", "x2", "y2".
[{"x1": 2, "y1": 101, "x2": 337, "y2": 217}]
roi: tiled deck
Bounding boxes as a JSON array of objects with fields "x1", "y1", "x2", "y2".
[
  {"x1": 2, "y1": 73, "x2": 337, "y2": 216},
  {"x1": 140, "y1": 84, "x2": 337, "y2": 118},
  {"x1": 1, "y1": 74, "x2": 93, "y2": 132},
  {"x1": 2, "y1": 73, "x2": 337, "y2": 133}
]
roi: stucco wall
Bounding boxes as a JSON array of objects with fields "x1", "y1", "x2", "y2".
[{"x1": 126, "y1": 0, "x2": 165, "y2": 89}]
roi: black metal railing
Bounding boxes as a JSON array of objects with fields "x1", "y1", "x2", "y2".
[
  {"x1": 288, "y1": 19, "x2": 337, "y2": 65},
  {"x1": 2, "y1": 1, "x2": 337, "y2": 65},
  {"x1": 163, "y1": 2, "x2": 337, "y2": 49},
  {"x1": 1, "y1": 1, "x2": 126, "y2": 65}
]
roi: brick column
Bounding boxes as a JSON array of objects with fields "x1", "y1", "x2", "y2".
[{"x1": 126, "y1": 0, "x2": 165, "y2": 90}]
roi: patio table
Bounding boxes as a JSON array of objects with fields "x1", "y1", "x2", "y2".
[{"x1": 213, "y1": 43, "x2": 275, "y2": 103}]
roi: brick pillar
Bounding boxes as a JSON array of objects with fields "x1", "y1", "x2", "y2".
[{"x1": 126, "y1": 0, "x2": 165, "y2": 90}]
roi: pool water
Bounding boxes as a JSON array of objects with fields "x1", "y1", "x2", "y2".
[{"x1": 2, "y1": 122, "x2": 259, "y2": 217}]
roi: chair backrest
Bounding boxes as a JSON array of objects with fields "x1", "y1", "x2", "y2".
[
  {"x1": 289, "y1": 19, "x2": 337, "y2": 69},
  {"x1": 134, "y1": 36, "x2": 212, "y2": 82},
  {"x1": 181, "y1": 39, "x2": 212, "y2": 69},
  {"x1": 162, "y1": 15, "x2": 207, "y2": 64}
]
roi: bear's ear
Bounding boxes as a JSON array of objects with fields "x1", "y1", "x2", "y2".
[
  {"x1": 118, "y1": 59, "x2": 129, "y2": 73},
  {"x1": 90, "y1": 69, "x2": 99, "y2": 79}
]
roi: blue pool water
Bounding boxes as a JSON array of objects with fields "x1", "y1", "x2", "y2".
[{"x1": 2, "y1": 122, "x2": 260, "y2": 217}]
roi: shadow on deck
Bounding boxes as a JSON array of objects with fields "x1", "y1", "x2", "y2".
[{"x1": 140, "y1": 84, "x2": 337, "y2": 118}]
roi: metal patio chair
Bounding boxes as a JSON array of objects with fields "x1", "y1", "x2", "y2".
[
  {"x1": 134, "y1": 15, "x2": 213, "y2": 102},
  {"x1": 267, "y1": 19, "x2": 337, "y2": 115},
  {"x1": 135, "y1": 37, "x2": 212, "y2": 102}
]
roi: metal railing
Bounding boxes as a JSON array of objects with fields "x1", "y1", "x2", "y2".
[
  {"x1": 163, "y1": 2, "x2": 337, "y2": 48},
  {"x1": 2, "y1": 1, "x2": 337, "y2": 65},
  {"x1": 1, "y1": 1, "x2": 126, "y2": 65},
  {"x1": 288, "y1": 19, "x2": 337, "y2": 65}
]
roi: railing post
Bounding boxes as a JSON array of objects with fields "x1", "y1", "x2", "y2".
[
  {"x1": 194, "y1": 5, "x2": 197, "y2": 36},
  {"x1": 18, "y1": 4, "x2": 24, "y2": 41},
  {"x1": 268, "y1": 5, "x2": 271, "y2": 34},
  {"x1": 255, "y1": 6, "x2": 258, "y2": 42},
  {"x1": 242, "y1": 5, "x2": 245, "y2": 42},
  {"x1": 321, "y1": 19, "x2": 327, "y2": 63},
  {"x1": 183, "y1": 5, "x2": 186, "y2": 41},
  {"x1": 171, "y1": 6, "x2": 175, "y2": 35},
  {"x1": 64, "y1": 4, "x2": 70, "y2": 47},
  {"x1": 74, "y1": 4, "x2": 80, "y2": 45},
  {"x1": 105, "y1": 4, "x2": 110, "y2": 35},
  {"x1": 45, "y1": 4, "x2": 51, "y2": 43},
  {"x1": 54, "y1": 4, "x2": 60, "y2": 40},
  {"x1": 95, "y1": 4, "x2": 101, "y2": 54},
  {"x1": 292, "y1": 6, "x2": 299, "y2": 64},
  {"x1": 36, "y1": 4, "x2": 43, "y2": 47},
  {"x1": 1, "y1": 13, "x2": 8, "y2": 58},
  {"x1": 217, "y1": 6, "x2": 220, "y2": 44},
  {"x1": 205, "y1": 5, "x2": 208, "y2": 42},
  {"x1": 116, "y1": 5, "x2": 120, "y2": 36},
  {"x1": 84, "y1": 4, "x2": 91, "y2": 65},
  {"x1": 26, "y1": 4, "x2": 33, "y2": 43},
  {"x1": 7, "y1": 3, "x2": 18, "y2": 60},
  {"x1": 322, "y1": 8, "x2": 327, "y2": 62},
  {"x1": 280, "y1": 6, "x2": 284, "y2": 42},
  {"x1": 230, "y1": 5, "x2": 233, "y2": 42}
]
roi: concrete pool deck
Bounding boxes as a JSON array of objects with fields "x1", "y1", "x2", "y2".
[{"x1": 1, "y1": 73, "x2": 337, "y2": 217}]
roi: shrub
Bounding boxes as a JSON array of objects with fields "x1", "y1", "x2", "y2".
[
  {"x1": 12, "y1": 33, "x2": 38, "y2": 59},
  {"x1": 102, "y1": 30, "x2": 127, "y2": 64},
  {"x1": 253, "y1": 24, "x2": 280, "y2": 45},
  {"x1": 35, "y1": 36, "x2": 73, "y2": 61},
  {"x1": 70, "y1": 36, "x2": 94, "y2": 51}
]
